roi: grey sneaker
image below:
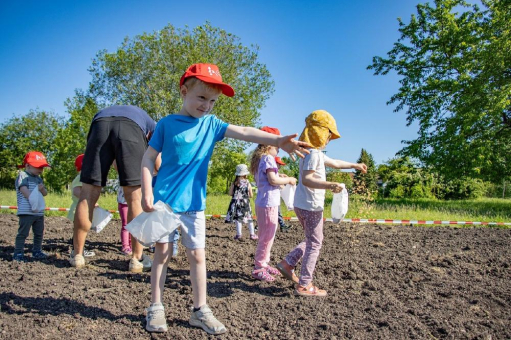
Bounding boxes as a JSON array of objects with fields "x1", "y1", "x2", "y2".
[
  {"x1": 69, "y1": 254, "x2": 85, "y2": 268},
  {"x1": 145, "y1": 303, "x2": 167, "y2": 332},
  {"x1": 129, "y1": 254, "x2": 152, "y2": 273},
  {"x1": 71, "y1": 249, "x2": 95, "y2": 258},
  {"x1": 189, "y1": 305, "x2": 227, "y2": 335}
]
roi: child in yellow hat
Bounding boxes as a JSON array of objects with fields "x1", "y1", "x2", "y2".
[{"x1": 277, "y1": 110, "x2": 367, "y2": 296}]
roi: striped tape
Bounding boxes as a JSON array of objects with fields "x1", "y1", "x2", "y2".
[{"x1": 4, "y1": 206, "x2": 507, "y2": 226}]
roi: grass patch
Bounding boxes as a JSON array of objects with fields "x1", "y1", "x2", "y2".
[{"x1": 1, "y1": 189, "x2": 509, "y2": 223}]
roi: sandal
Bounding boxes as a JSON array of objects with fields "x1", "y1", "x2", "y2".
[
  {"x1": 265, "y1": 266, "x2": 282, "y2": 277},
  {"x1": 252, "y1": 268, "x2": 275, "y2": 282},
  {"x1": 276, "y1": 261, "x2": 299, "y2": 283},
  {"x1": 295, "y1": 283, "x2": 327, "y2": 297}
]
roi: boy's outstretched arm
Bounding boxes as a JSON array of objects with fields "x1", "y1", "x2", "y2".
[
  {"x1": 225, "y1": 125, "x2": 311, "y2": 159},
  {"x1": 325, "y1": 158, "x2": 367, "y2": 173},
  {"x1": 141, "y1": 146, "x2": 158, "y2": 212}
]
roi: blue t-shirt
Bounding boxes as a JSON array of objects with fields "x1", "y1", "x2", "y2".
[
  {"x1": 149, "y1": 114, "x2": 228, "y2": 213},
  {"x1": 93, "y1": 105, "x2": 156, "y2": 136}
]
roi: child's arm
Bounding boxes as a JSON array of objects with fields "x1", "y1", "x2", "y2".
[
  {"x1": 301, "y1": 170, "x2": 344, "y2": 193},
  {"x1": 38, "y1": 183, "x2": 47, "y2": 196},
  {"x1": 247, "y1": 182, "x2": 254, "y2": 198},
  {"x1": 141, "y1": 146, "x2": 158, "y2": 212},
  {"x1": 267, "y1": 170, "x2": 296, "y2": 187},
  {"x1": 225, "y1": 125, "x2": 311, "y2": 159},
  {"x1": 325, "y1": 158, "x2": 367, "y2": 173},
  {"x1": 19, "y1": 186, "x2": 30, "y2": 199},
  {"x1": 228, "y1": 183, "x2": 235, "y2": 196}
]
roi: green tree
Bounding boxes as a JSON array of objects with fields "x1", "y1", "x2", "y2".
[
  {"x1": 368, "y1": 0, "x2": 511, "y2": 183},
  {"x1": 0, "y1": 110, "x2": 65, "y2": 189},
  {"x1": 326, "y1": 169, "x2": 354, "y2": 189},
  {"x1": 353, "y1": 148, "x2": 378, "y2": 196}
]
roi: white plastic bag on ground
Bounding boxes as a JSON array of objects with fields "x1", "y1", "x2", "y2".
[
  {"x1": 28, "y1": 186, "x2": 45, "y2": 212},
  {"x1": 91, "y1": 206, "x2": 112, "y2": 233},
  {"x1": 331, "y1": 183, "x2": 349, "y2": 223},
  {"x1": 281, "y1": 184, "x2": 296, "y2": 211},
  {"x1": 125, "y1": 201, "x2": 179, "y2": 247}
]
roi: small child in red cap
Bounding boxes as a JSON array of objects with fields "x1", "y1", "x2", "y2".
[{"x1": 13, "y1": 151, "x2": 50, "y2": 262}]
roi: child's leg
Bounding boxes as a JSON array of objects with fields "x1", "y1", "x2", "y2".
[
  {"x1": 14, "y1": 215, "x2": 35, "y2": 255},
  {"x1": 31, "y1": 216, "x2": 45, "y2": 253},
  {"x1": 253, "y1": 206, "x2": 279, "y2": 269},
  {"x1": 118, "y1": 203, "x2": 130, "y2": 249},
  {"x1": 186, "y1": 248, "x2": 207, "y2": 308},
  {"x1": 151, "y1": 242, "x2": 171, "y2": 304},
  {"x1": 296, "y1": 209, "x2": 324, "y2": 287},
  {"x1": 235, "y1": 221, "x2": 242, "y2": 236},
  {"x1": 248, "y1": 220, "x2": 255, "y2": 235}
]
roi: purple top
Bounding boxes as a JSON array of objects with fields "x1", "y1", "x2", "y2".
[{"x1": 255, "y1": 154, "x2": 280, "y2": 207}]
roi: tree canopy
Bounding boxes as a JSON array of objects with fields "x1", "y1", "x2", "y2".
[{"x1": 368, "y1": 0, "x2": 510, "y2": 183}]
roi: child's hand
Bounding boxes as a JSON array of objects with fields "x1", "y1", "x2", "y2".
[
  {"x1": 142, "y1": 194, "x2": 155, "y2": 212},
  {"x1": 278, "y1": 134, "x2": 311, "y2": 160},
  {"x1": 355, "y1": 163, "x2": 368, "y2": 173},
  {"x1": 288, "y1": 177, "x2": 297, "y2": 186},
  {"x1": 330, "y1": 183, "x2": 344, "y2": 193},
  {"x1": 38, "y1": 184, "x2": 44, "y2": 191}
]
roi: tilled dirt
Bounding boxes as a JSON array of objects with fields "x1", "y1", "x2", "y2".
[{"x1": 0, "y1": 213, "x2": 510, "y2": 339}]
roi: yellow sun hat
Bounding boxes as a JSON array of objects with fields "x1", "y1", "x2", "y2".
[{"x1": 299, "y1": 110, "x2": 341, "y2": 148}]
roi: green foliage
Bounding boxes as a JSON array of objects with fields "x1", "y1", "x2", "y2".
[
  {"x1": 326, "y1": 170, "x2": 354, "y2": 189},
  {"x1": 353, "y1": 148, "x2": 378, "y2": 196},
  {"x1": 0, "y1": 110, "x2": 65, "y2": 189},
  {"x1": 278, "y1": 156, "x2": 299, "y2": 179},
  {"x1": 368, "y1": 0, "x2": 511, "y2": 183}
]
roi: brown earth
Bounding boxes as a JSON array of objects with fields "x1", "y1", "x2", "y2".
[{"x1": 0, "y1": 213, "x2": 510, "y2": 339}]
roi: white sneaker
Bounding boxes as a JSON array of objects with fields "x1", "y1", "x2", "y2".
[
  {"x1": 146, "y1": 303, "x2": 167, "y2": 332},
  {"x1": 129, "y1": 254, "x2": 152, "y2": 273},
  {"x1": 189, "y1": 305, "x2": 227, "y2": 335},
  {"x1": 69, "y1": 254, "x2": 85, "y2": 268}
]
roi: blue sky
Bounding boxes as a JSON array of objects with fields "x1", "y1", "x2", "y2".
[{"x1": 0, "y1": 0, "x2": 423, "y2": 165}]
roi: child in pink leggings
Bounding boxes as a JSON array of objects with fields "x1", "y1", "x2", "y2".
[
  {"x1": 277, "y1": 110, "x2": 367, "y2": 296},
  {"x1": 249, "y1": 126, "x2": 296, "y2": 282},
  {"x1": 117, "y1": 185, "x2": 132, "y2": 255}
]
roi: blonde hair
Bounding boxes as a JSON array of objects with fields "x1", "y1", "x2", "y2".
[
  {"x1": 250, "y1": 144, "x2": 274, "y2": 176},
  {"x1": 183, "y1": 77, "x2": 223, "y2": 94}
]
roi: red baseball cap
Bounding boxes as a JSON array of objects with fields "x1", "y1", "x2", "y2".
[
  {"x1": 75, "y1": 154, "x2": 84, "y2": 172},
  {"x1": 180, "y1": 63, "x2": 235, "y2": 97},
  {"x1": 275, "y1": 156, "x2": 286, "y2": 166},
  {"x1": 260, "y1": 126, "x2": 281, "y2": 135},
  {"x1": 18, "y1": 151, "x2": 50, "y2": 168}
]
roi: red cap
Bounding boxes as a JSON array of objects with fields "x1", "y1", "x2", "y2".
[
  {"x1": 180, "y1": 63, "x2": 235, "y2": 97},
  {"x1": 275, "y1": 157, "x2": 286, "y2": 166},
  {"x1": 261, "y1": 126, "x2": 281, "y2": 135},
  {"x1": 75, "y1": 154, "x2": 84, "y2": 172},
  {"x1": 18, "y1": 151, "x2": 50, "y2": 168}
]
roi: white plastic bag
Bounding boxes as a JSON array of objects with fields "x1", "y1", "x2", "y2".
[
  {"x1": 331, "y1": 183, "x2": 349, "y2": 223},
  {"x1": 28, "y1": 185, "x2": 45, "y2": 212},
  {"x1": 281, "y1": 184, "x2": 296, "y2": 210},
  {"x1": 125, "y1": 201, "x2": 179, "y2": 247},
  {"x1": 91, "y1": 206, "x2": 112, "y2": 233}
]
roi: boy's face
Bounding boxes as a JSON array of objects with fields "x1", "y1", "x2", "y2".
[
  {"x1": 26, "y1": 164, "x2": 45, "y2": 176},
  {"x1": 180, "y1": 82, "x2": 221, "y2": 118}
]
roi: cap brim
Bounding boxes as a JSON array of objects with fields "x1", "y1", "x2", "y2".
[
  {"x1": 195, "y1": 75, "x2": 235, "y2": 97},
  {"x1": 330, "y1": 128, "x2": 341, "y2": 140}
]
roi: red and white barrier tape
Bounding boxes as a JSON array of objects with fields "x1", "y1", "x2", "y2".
[{"x1": 1, "y1": 206, "x2": 509, "y2": 226}]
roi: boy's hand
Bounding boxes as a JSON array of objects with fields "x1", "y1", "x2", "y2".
[
  {"x1": 355, "y1": 163, "x2": 368, "y2": 173},
  {"x1": 142, "y1": 195, "x2": 155, "y2": 212},
  {"x1": 278, "y1": 134, "x2": 311, "y2": 160},
  {"x1": 288, "y1": 177, "x2": 297, "y2": 186}
]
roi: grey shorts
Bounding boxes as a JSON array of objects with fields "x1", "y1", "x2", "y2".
[{"x1": 157, "y1": 211, "x2": 205, "y2": 249}]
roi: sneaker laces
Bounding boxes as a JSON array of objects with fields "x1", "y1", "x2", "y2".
[{"x1": 148, "y1": 308, "x2": 165, "y2": 321}]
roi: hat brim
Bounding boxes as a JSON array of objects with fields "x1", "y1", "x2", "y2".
[
  {"x1": 330, "y1": 129, "x2": 341, "y2": 140},
  {"x1": 195, "y1": 75, "x2": 235, "y2": 97},
  {"x1": 236, "y1": 171, "x2": 250, "y2": 176}
]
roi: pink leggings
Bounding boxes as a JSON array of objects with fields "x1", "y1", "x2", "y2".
[
  {"x1": 254, "y1": 205, "x2": 278, "y2": 269},
  {"x1": 284, "y1": 207, "x2": 324, "y2": 286},
  {"x1": 118, "y1": 203, "x2": 131, "y2": 249}
]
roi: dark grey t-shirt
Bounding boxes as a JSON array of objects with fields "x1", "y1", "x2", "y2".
[{"x1": 92, "y1": 105, "x2": 156, "y2": 136}]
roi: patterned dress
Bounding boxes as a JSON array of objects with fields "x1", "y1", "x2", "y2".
[{"x1": 225, "y1": 179, "x2": 253, "y2": 223}]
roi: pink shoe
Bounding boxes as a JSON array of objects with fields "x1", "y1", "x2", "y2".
[
  {"x1": 252, "y1": 268, "x2": 275, "y2": 282},
  {"x1": 250, "y1": 234, "x2": 258, "y2": 240},
  {"x1": 265, "y1": 266, "x2": 282, "y2": 276}
]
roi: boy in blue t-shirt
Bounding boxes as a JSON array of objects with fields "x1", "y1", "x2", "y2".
[
  {"x1": 13, "y1": 151, "x2": 50, "y2": 261},
  {"x1": 140, "y1": 63, "x2": 311, "y2": 335}
]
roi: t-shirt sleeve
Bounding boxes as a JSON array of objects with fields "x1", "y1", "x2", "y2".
[
  {"x1": 302, "y1": 152, "x2": 320, "y2": 171},
  {"x1": 261, "y1": 155, "x2": 278, "y2": 173},
  {"x1": 149, "y1": 119, "x2": 164, "y2": 152},
  {"x1": 16, "y1": 173, "x2": 30, "y2": 190},
  {"x1": 211, "y1": 115, "x2": 229, "y2": 142}
]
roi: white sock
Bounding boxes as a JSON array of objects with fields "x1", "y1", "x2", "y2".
[
  {"x1": 248, "y1": 221, "x2": 255, "y2": 235},
  {"x1": 235, "y1": 221, "x2": 242, "y2": 236}
]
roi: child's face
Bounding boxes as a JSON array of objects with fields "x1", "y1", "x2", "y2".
[
  {"x1": 269, "y1": 146, "x2": 279, "y2": 157},
  {"x1": 180, "y1": 82, "x2": 221, "y2": 118},
  {"x1": 26, "y1": 164, "x2": 44, "y2": 176}
]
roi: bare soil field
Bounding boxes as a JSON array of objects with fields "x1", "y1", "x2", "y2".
[{"x1": 0, "y1": 213, "x2": 510, "y2": 339}]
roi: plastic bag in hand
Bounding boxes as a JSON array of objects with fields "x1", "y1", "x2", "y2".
[
  {"x1": 91, "y1": 206, "x2": 113, "y2": 233},
  {"x1": 281, "y1": 184, "x2": 296, "y2": 211},
  {"x1": 331, "y1": 183, "x2": 348, "y2": 223},
  {"x1": 28, "y1": 185, "x2": 45, "y2": 212},
  {"x1": 125, "y1": 201, "x2": 179, "y2": 247}
]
